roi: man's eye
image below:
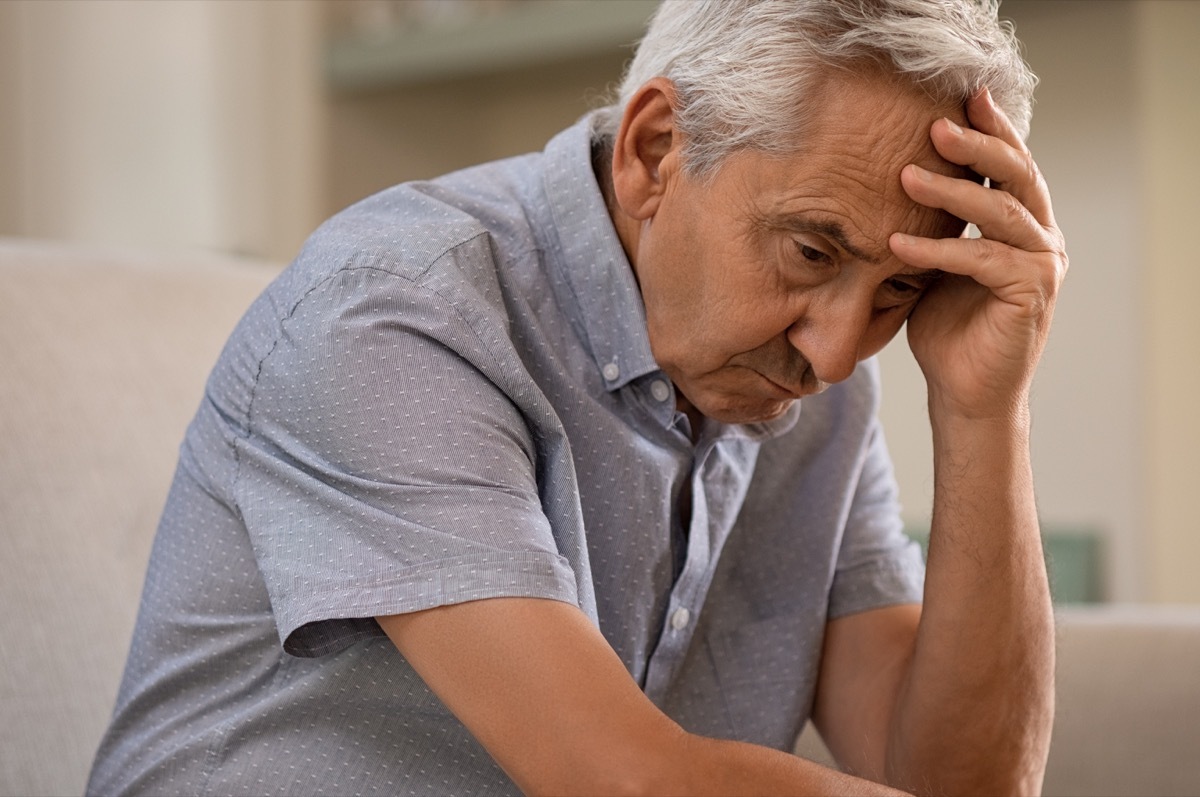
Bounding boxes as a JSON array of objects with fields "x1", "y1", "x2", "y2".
[
  {"x1": 797, "y1": 243, "x2": 830, "y2": 264},
  {"x1": 878, "y1": 278, "x2": 926, "y2": 308},
  {"x1": 887, "y1": 278, "x2": 923, "y2": 296}
]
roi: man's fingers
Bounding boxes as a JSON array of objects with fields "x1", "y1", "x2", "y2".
[
  {"x1": 900, "y1": 163, "x2": 1050, "y2": 252},
  {"x1": 889, "y1": 232, "x2": 1066, "y2": 299},
  {"x1": 926, "y1": 90, "x2": 1056, "y2": 229},
  {"x1": 966, "y1": 87, "x2": 1027, "y2": 153}
]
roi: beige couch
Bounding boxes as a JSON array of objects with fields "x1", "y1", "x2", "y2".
[{"x1": 2, "y1": 237, "x2": 1199, "y2": 797}]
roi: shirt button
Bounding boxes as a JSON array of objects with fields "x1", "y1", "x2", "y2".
[
  {"x1": 602, "y1": 362, "x2": 620, "y2": 382},
  {"x1": 670, "y1": 607, "x2": 691, "y2": 631},
  {"x1": 650, "y1": 379, "x2": 671, "y2": 402}
]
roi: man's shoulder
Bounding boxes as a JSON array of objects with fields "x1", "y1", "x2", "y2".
[
  {"x1": 262, "y1": 153, "x2": 552, "y2": 333},
  {"x1": 309, "y1": 156, "x2": 544, "y2": 281}
]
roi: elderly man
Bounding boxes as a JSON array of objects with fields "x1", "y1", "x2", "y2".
[{"x1": 89, "y1": 1, "x2": 1065, "y2": 794}]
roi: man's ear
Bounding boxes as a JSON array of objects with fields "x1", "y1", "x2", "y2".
[{"x1": 612, "y1": 77, "x2": 682, "y2": 221}]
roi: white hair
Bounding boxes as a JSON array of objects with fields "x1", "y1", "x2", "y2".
[{"x1": 594, "y1": 0, "x2": 1037, "y2": 177}]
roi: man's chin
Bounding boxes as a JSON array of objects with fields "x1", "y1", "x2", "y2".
[{"x1": 694, "y1": 395, "x2": 797, "y2": 426}]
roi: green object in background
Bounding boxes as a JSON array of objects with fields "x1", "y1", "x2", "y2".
[
  {"x1": 904, "y1": 526, "x2": 1103, "y2": 604},
  {"x1": 1043, "y1": 530, "x2": 1104, "y2": 603}
]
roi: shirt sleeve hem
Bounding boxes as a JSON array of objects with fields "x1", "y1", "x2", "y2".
[
  {"x1": 279, "y1": 550, "x2": 581, "y2": 657},
  {"x1": 826, "y1": 549, "x2": 925, "y2": 621}
]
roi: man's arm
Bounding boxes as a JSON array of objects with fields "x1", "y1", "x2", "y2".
[
  {"x1": 378, "y1": 598, "x2": 909, "y2": 796},
  {"x1": 814, "y1": 424, "x2": 1051, "y2": 795},
  {"x1": 815, "y1": 87, "x2": 1063, "y2": 795},
  {"x1": 893, "y1": 409, "x2": 1052, "y2": 795}
]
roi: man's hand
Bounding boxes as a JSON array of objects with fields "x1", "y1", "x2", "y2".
[{"x1": 891, "y1": 87, "x2": 1068, "y2": 423}]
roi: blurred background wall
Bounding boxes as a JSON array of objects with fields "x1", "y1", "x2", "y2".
[{"x1": 0, "y1": 0, "x2": 1195, "y2": 604}]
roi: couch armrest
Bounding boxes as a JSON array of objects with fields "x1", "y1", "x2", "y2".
[
  {"x1": 794, "y1": 605, "x2": 1200, "y2": 797},
  {"x1": 1045, "y1": 604, "x2": 1200, "y2": 797}
]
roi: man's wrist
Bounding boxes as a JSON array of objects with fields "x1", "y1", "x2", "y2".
[{"x1": 927, "y1": 389, "x2": 1032, "y2": 440}]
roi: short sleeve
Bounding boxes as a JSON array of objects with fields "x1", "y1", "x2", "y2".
[
  {"x1": 826, "y1": 419, "x2": 925, "y2": 619},
  {"x1": 232, "y1": 263, "x2": 580, "y2": 657}
]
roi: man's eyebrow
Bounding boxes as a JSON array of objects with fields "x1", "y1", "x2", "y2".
[{"x1": 777, "y1": 218, "x2": 884, "y2": 264}]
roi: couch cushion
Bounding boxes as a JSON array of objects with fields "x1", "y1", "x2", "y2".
[{"x1": 0, "y1": 238, "x2": 280, "y2": 797}]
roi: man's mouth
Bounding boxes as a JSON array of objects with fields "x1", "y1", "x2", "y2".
[{"x1": 758, "y1": 371, "x2": 821, "y2": 400}]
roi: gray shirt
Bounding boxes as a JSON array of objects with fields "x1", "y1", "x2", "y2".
[{"x1": 88, "y1": 114, "x2": 924, "y2": 796}]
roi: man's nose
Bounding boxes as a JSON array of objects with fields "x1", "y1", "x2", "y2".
[{"x1": 786, "y1": 302, "x2": 871, "y2": 386}]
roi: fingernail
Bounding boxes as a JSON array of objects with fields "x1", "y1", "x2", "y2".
[
  {"x1": 909, "y1": 164, "x2": 933, "y2": 182},
  {"x1": 893, "y1": 233, "x2": 917, "y2": 246},
  {"x1": 944, "y1": 118, "x2": 963, "y2": 135}
]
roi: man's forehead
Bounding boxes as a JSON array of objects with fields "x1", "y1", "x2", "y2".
[
  {"x1": 757, "y1": 76, "x2": 973, "y2": 245},
  {"x1": 798, "y1": 70, "x2": 971, "y2": 175}
]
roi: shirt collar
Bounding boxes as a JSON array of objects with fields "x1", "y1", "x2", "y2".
[{"x1": 540, "y1": 113, "x2": 659, "y2": 391}]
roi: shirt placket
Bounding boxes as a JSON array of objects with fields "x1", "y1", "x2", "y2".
[{"x1": 642, "y1": 434, "x2": 753, "y2": 703}]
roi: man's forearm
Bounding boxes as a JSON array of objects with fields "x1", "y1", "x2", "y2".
[{"x1": 887, "y1": 406, "x2": 1054, "y2": 795}]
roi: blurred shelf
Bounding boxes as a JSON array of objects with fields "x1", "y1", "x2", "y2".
[{"x1": 326, "y1": 0, "x2": 659, "y2": 92}]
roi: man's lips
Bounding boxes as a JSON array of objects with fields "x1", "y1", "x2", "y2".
[
  {"x1": 752, "y1": 358, "x2": 833, "y2": 399},
  {"x1": 757, "y1": 371, "x2": 811, "y2": 399}
]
